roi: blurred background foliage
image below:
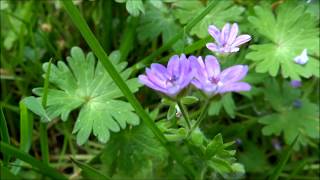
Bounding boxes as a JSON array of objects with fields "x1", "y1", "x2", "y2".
[{"x1": 0, "y1": 0, "x2": 319, "y2": 179}]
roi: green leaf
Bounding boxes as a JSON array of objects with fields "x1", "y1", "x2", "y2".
[
  {"x1": 137, "y1": 2, "x2": 183, "y2": 51},
  {"x1": 71, "y1": 158, "x2": 110, "y2": 180},
  {"x1": 207, "y1": 157, "x2": 233, "y2": 174},
  {"x1": 32, "y1": 47, "x2": 141, "y2": 145},
  {"x1": 172, "y1": 0, "x2": 244, "y2": 38},
  {"x1": 204, "y1": 134, "x2": 241, "y2": 175},
  {"x1": 181, "y1": 96, "x2": 199, "y2": 105},
  {"x1": 258, "y1": 99, "x2": 319, "y2": 149},
  {"x1": 100, "y1": 124, "x2": 167, "y2": 177},
  {"x1": 246, "y1": 2, "x2": 319, "y2": 79},
  {"x1": 22, "y1": 96, "x2": 50, "y2": 122},
  {"x1": 167, "y1": 104, "x2": 176, "y2": 120},
  {"x1": 116, "y1": 0, "x2": 145, "y2": 17},
  {"x1": 208, "y1": 93, "x2": 236, "y2": 118}
]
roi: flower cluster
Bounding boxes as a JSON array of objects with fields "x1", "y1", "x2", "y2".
[{"x1": 139, "y1": 23, "x2": 251, "y2": 98}]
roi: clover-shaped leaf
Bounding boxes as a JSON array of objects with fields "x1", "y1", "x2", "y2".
[
  {"x1": 246, "y1": 2, "x2": 319, "y2": 79},
  {"x1": 33, "y1": 47, "x2": 141, "y2": 145}
]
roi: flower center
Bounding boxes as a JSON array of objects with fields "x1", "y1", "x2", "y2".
[
  {"x1": 209, "y1": 77, "x2": 223, "y2": 87},
  {"x1": 166, "y1": 75, "x2": 179, "y2": 86}
]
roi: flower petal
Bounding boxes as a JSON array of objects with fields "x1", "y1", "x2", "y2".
[
  {"x1": 204, "y1": 55, "x2": 220, "y2": 78},
  {"x1": 146, "y1": 68, "x2": 166, "y2": 88},
  {"x1": 220, "y1": 23, "x2": 231, "y2": 45},
  {"x1": 167, "y1": 55, "x2": 180, "y2": 77},
  {"x1": 220, "y1": 65, "x2": 248, "y2": 83},
  {"x1": 232, "y1": 34, "x2": 251, "y2": 47},
  {"x1": 218, "y1": 82, "x2": 251, "y2": 93},
  {"x1": 190, "y1": 56, "x2": 207, "y2": 81},
  {"x1": 150, "y1": 63, "x2": 169, "y2": 80},
  {"x1": 226, "y1": 23, "x2": 239, "y2": 45},
  {"x1": 208, "y1": 25, "x2": 221, "y2": 44},
  {"x1": 206, "y1": 43, "x2": 219, "y2": 52},
  {"x1": 138, "y1": 75, "x2": 166, "y2": 93}
]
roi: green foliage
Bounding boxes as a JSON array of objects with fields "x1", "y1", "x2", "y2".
[
  {"x1": 71, "y1": 158, "x2": 110, "y2": 180},
  {"x1": 258, "y1": 79, "x2": 319, "y2": 149},
  {"x1": 208, "y1": 93, "x2": 236, "y2": 118},
  {"x1": 115, "y1": 0, "x2": 145, "y2": 17},
  {"x1": 100, "y1": 123, "x2": 167, "y2": 178},
  {"x1": 205, "y1": 134, "x2": 243, "y2": 176},
  {"x1": 247, "y1": 2, "x2": 319, "y2": 79},
  {"x1": 137, "y1": 2, "x2": 183, "y2": 51},
  {"x1": 172, "y1": 0, "x2": 244, "y2": 38},
  {"x1": 31, "y1": 47, "x2": 141, "y2": 145}
]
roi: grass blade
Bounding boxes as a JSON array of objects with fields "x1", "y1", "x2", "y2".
[
  {"x1": 39, "y1": 58, "x2": 52, "y2": 164},
  {"x1": 269, "y1": 135, "x2": 299, "y2": 180},
  {"x1": 1, "y1": 166, "x2": 21, "y2": 180},
  {"x1": 132, "y1": 0, "x2": 218, "y2": 71},
  {"x1": 61, "y1": 1, "x2": 195, "y2": 177},
  {"x1": 0, "y1": 141, "x2": 67, "y2": 180},
  {"x1": 11, "y1": 101, "x2": 34, "y2": 174},
  {"x1": 0, "y1": 107, "x2": 11, "y2": 166},
  {"x1": 71, "y1": 158, "x2": 110, "y2": 180}
]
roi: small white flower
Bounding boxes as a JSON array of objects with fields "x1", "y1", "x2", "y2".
[{"x1": 293, "y1": 49, "x2": 309, "y2": 65}]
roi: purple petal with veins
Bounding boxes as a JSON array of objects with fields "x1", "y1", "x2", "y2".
[{"x1": 207, "y1": 22, "x2": 251, "y2": 54}]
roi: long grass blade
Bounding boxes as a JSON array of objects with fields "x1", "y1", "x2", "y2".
[
  {"x1": 269, "y1": 135, "x2": 299, "y2": 180},
  {"x1": 0, "y1": 141, "x2": 67, "y2": 180},
  {"x1": 61, "y1": 1, "x2": 195, "y2": 177},
  {"x1": 0, "y1": 107, "x2": 11, "y2": 166},
  {"x1": 11, "y1": 101, "x2": 34, "y2": 174},
  {"x1": 71, "y1": 158, "x2": 111, "y2": 180},
  {"x1": 39, "y1": 58, "x2": 52, "y2": 164}
]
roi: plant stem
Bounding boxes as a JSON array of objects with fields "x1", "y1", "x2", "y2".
[
  {"x1": 62, "y1": 1, "x2": 195, "y2": 177},
  {"x1": 188, "y1": 100, "x2": 210, "y2": 137},
  {"x1": 177, "y1": 101, "x2": 191, "y2": 130}
]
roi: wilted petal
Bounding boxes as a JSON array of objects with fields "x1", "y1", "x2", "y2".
[
  {"x1": 220, "y1": 65, "x2": 248, "y2": 83},
  {"x1": 220, "y1": 23, "x2": 231, "y2": 45},
  {"x1": 208, "y1": 25, "x2": 221, "y2": 43},
  {"x1": 138, "y1": 75, "x2": 166, "y2": 93},
  {"x1": 204, "y1": 55, "x2": 220, "y2": 78},
  {"x1": 218, "y1": 82, "x2": 251, "y2": 93},
  {"x1": 227, "y1": 23, "x2": 239, "y2": 45},
  {"x1": 232, "y1": 35, "x2": 251, "y2": 47}
]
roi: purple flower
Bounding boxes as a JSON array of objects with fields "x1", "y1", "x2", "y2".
[
  {"x1": 293, "y1": 49, "x2": 308, "y2": 65},
  {"x1": 190, "y1": 55, "x2": 251, "y2": 96},
  {"x1": 290, "y1": 80, "x2": 301, "y2": 88},
  {"x1": 206, "y1": 23, "x2": 251, "y2": 54},
  {"x1": 138, "y1": 54, "x2": 193, "y2": 97}
]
